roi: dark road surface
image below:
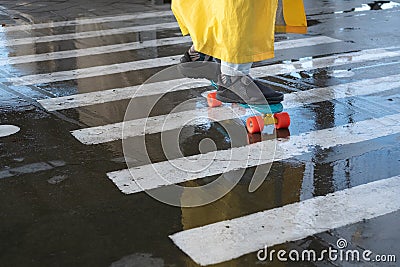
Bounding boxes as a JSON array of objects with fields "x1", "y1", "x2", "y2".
[{"x1": 0, "y1": 0, "x2": 399, "y2": 266}]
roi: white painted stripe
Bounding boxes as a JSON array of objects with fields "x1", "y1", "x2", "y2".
[
  {"x1": 10, "y1": 55, "x2": 182, "y2": 85},
  {"x1": 1, "y1": 36, "x2": 339, "y2": 66},
  {"x1": 0, "y1": 22, "x2": 179, "y2": 47},
  {"x1": 250, "y1": 46, "x2": 400, "y2": 77},
  {"x1": 11, "y1": 37, "x2": 344, "y2": 88},
  {"x1": 0, "y1": 36, "x2": 192, "y2": 66},
  {"x1": 12, "y1": 45, "x2": 400, "y2": 85},
  {"x1": 282, "y1": 73, "x2": 400, "y2": 108},
  {"x1": 39, "y1": 78, "x2": 209, "y2": 111},
  {"x1": 272, "y1": 36, "x2": 341, "y2": 50},
  {"x1": 1, "y1": 11, "x2": 174, "y2": 32},
  {"x1": 72, "y1": 106, "x2": 246, "y2": 145},
  {"x1": 107, "y1": 113, "x2": 400, "y2": 194},
  {"x1": 71, "y1": 73, "x2": 400, "y2": 144},
  {"x1": 170, "y1": 175, "x2": 400, "y2": 266},
  {"x1": 37, "y1": 36, "x2": 342, "y2": 111}
]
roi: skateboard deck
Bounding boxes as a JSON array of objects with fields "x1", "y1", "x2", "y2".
[{"x1": 202, "y1": 87, "x2": 290, "y2": 134}]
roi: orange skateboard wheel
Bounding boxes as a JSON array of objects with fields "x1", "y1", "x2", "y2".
[
  {"x1": 246, "y1": 116, "x2": 265, "y2": 134},
  {"x1": 207, "y1": 92, "x2": 222, "y2": 107},
  {"x1": 274, "y1": 112, "x2": 290, "y2": 129}
]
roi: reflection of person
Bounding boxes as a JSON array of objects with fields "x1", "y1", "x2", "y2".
[{"x1": 172, "y1": 0, "x2": 307, "y2": 104}]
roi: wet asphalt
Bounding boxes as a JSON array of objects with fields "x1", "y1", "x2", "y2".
[{"x1": 0, "y1": 0, "x2": 399, "y2": 266}]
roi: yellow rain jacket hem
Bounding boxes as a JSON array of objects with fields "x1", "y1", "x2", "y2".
[
  {"x1": 172, "y1": 0, "x2": 307, "y2": 64},
  {"x1": 193, "y1": 44, "x2": 276, "y2": 66}
]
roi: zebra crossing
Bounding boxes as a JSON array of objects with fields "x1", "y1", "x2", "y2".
[
  {"x1": 8, "y1": 36, "x2": 343, "y2": 85},
  {"x1": 3, "y1": 9, "x2": 400, "y2": 266},
  {"x1": 108, "y1": 113, "x2": 400, "y2": 195},
  {"x1": 1, "y1": 10, "x2": 174, "y2": 32},
  {"x1": 0, "y1": 36, "x2": 193, "y2": 66},
  {"x1": 36, "y1": 46, "x2": 399, "y2": 111},
  {"x1": 170, "y1": 175, "x2": 400, "y2": 266},
  {"x1": 70, "y1": 69, "x2": 400, "y2": 145}
]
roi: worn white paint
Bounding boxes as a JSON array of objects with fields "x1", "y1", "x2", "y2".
[
  {"x1": 37, "y1": 45, "x2": 399, "y2": 111},
  {"x1": 39, "y1": 78, "x2": 209, "y2": 111},
  {"x1": 71, "y1": 105, "x2": 248, "y2": 144},
  {"x1": 11, "y1": 46, "x2": 400, "y2": 86},
  {"x1": 170, "y1": 175, "x2": 400, "y2": 266},
  {"x1": 12, "y1": 36, "x2": 349, "y2": 86},
  {"x1": 106, "y1": 113, "x2": 400, "y2": 194},
  {"x1": 37, "y1": 36, "x2": 342, "y2": 111},
  {"x1": 9, "y1": 55, "x2": 182, "y2": 85},
  {"x1": 71, "y1": 74, "x2": 400, "y2": 144},
  {"x1": 0, "y1": 160, "x2": 66, "y2": 179},
  {"x1": 1, "y1": 10, "x2": 174, "y2": 32},
  {"x1": 1, "y1": 36, "x2": 340, "y2": 66},
  {"x1": 0, "y1": 36, "x2": 192, "y2": 66},
  {"x1": 282, "y1": 73, "x2": 400, "y2": 108},
  {"x1": 0, "y1": 22, "x2": 179, "y2": 47}
]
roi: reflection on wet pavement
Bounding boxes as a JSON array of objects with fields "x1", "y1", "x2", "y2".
[{"x1": 0, "y1": 1, "x2": 399, "y2": 266}]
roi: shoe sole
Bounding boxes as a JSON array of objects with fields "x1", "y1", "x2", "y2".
[
  {"x1": 177, "y1": 62, "x2": 220, "y2": 81},
  {"x1": 216, "y1": 94, "x2": 283, "y2": 105}
]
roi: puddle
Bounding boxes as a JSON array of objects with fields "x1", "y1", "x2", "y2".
[{"x1": 335, "y1": 1, "x2": 400, "y2": 14}]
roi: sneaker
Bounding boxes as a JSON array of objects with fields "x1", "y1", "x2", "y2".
[
  {"x1": 177, "y1": 46, "x2": 220, "y2": 81},
  {"x1": 180, "y1": 46, "x2": 215, "y2": 63},
  {"x1": 253, "y1": 78, "x2": 284, "y2": 103},
  {"x1": 216, "y1": 74, "x2": 284, "y2": 104}
]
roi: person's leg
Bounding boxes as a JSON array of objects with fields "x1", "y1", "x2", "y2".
[
  {"x1": 221, "y1": 61, "x2": 252, "y2": 76},
  {"x1": 217, "y1": 60, "x2": 284, "y2": 104}
]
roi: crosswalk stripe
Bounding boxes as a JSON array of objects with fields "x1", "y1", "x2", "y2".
[
  {"x1": 37, "y1": 36, "x2": 341, "y2": 111},
  {"x1": 282, "y1": 73, "x2": 400, "y2": 108},
  {"x1": 106, "y1": 113, "x2": 400, "y2": 194},
  {"x1": 14, "y1": 36, "x2": 344, "y2": 86},
  {"x1": 39, "y1": 78, "x2": 209, "y2": 111},
  {"x1": 11, "y1": 47, "x2": 400, "y2": 86},
  {"x1": 0, "y1": 36, "x2": 192, "y2": 66},
  {"x1": 10, "y1": 54, "x2": 181, "y2": 85},
  {"x1": 1, "y1": 36, "x2": 340, "y2": 66},
  {"x1": 0, "y1": 22, "x2": 179, "y2": 47},
  {"x1": 169, "y1": 175, "x2": 400, "y2": 266},
  {"x1": 69, "y1": 72, "x2": 400, "y2": 145},
  {"x1": 1, "y1": 10, "x2": 174, "y2": 32}
]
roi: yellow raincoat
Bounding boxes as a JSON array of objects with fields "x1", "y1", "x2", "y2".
[{"x1": 172, "y1": 0, "x2": 307, "y2": 64}]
